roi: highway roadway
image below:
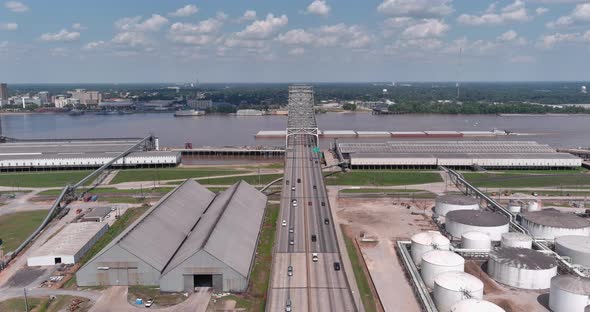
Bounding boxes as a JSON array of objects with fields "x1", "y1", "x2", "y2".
[{"x1": 267, "y1": 134, "x2": 356, "y2": 311}]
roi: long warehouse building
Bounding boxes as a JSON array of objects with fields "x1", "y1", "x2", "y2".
[
  {"x1": 0, "y1": 138, "x2": 180, "y2": 170},
  {"x1": 76, "y1": 179, "x2": 267, "y2": 292},
  {"x1": 338, "y1": 141, "x2": 581, "y2": 169}
]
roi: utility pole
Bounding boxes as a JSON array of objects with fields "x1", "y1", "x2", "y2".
[{"x1": 23, "y1": 288, "x2": 29, "y2": 312}]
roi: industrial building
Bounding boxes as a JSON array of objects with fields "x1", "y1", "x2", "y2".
[
  {"x1": 433, "y1": 271, "x2": 484, "y2": 312},
  {"x1": 337, "y1": 141, "x2": 582, "y2": 169},
  {"x1": 549, "y1": 275, "x2": 590, "y2": 312},
  {"x1": 554, "y1": 235, "x2": 590, "y2": 267},
  {"x1": 81, "y1": 207, "x2": 113, "y2": 223},
  {"x1": 0, "y1": 138, "x2": 180, "y2": 171},
  {"x1": 410, "y1": 231, "x2": 450, "y2": 266},
  {"x1": 434, "y1": 195, "x2": 479, "y2": 217},
  {"x1": 76, "y1": 179, "x2": 267, "y2": 292},
  {"x1": 27, "y1": 222, "x2": 108, "y2": 266}
]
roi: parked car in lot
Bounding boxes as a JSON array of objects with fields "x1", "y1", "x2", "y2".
[{"x1": 145, "y1": 299, "x2": 154, "y2": 308}]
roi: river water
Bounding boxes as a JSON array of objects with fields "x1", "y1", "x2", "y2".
[{"x1": 1, "y1": 112, "x2": 589, "y2": 148}]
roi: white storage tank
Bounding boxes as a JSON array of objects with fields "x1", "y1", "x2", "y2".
[
  {"x1": 501, "y1": 232, "x2": 533, "y2": 249},
  {"x1": 435, "y1": 195, "x2": 479, "y2": 217},
  {"x1": 433, "y1": 271, "x2": 484, "y2": 312},
  {"x1": 507, "y1": 200, "x2": 521, "y2": 213},
  {"x1": 521, "y1": 209, "x2": 590, "y2": 240},
  {"x1": 487, "y1": 247, "x2": 557, "y2": 289},
  {"x1": 526, "y1": 200, "x2": 540, "y2": 212},
  {"x1": 445, "y1": 210, "x2": 509, "y2": 241},
  {"x1": 450, "y1": 299, "x2": 505, "y2": 312},
  {"x1": 549, "y1": 275, "x2": 590, "y2": 312},
  {"x1": 555, "y1": 235, "x2": 590, "y2": 267},
  {"x1": 421, "y1": 250, "x2": 465, "y2": 288},
  {"x1": 461, "y1": 231, "x2": 491, "y2": 250},
  {"x1": 411, "y1": 231, "x2": 451, "y2": 266}
]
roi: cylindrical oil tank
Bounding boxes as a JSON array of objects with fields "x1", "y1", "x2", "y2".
[
  {"x1": 501, "y1": 232, "x2": 533, "y2": 249},
  {"x1": 461, "y1": 231, "x2": 491, "y2": 250},
  {"x1": 521, "y1": 209, "x2": 590, "y2": 240},
  {"x1": 433, "y1": 271, "x2": 484, "y2": 312},
  {"x1": 450, "y1": 299, "x2": 505, "y2": 312},
  {"x1": 435, "y1": 195, "x2": 479, "y2": 217},
  {"x1": 555, "y1": 235, "x2": 590, "y2": 267},
  {"x1": 421, "y1": 250, "x2": 465, "y2": 288},
  {"x1": 507, "y1": 200, "x2": 521, "y2": 213},
  {"x1": 526, "y1": 200, "x2": 540, "y2": 212},
  {"x1": 549, "y1": 275, "x2": 590, "y2": 312},
  {"x1": 411, "y1": 231, "x2": 451, "y2": 266},
  {"x1": 445, "y1": 210, "x2": 509, "y2": 241},
  {"x1": 487, "y1": 247, "x2": 557, "y2": 289}
]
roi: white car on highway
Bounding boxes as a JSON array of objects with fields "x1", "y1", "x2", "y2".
[
  {"x1": 281, "y1": 220, "x2": 287, "y2": 227},
  {"x1": 312, "y1": 253, "x2": 319, "y2": 262}
]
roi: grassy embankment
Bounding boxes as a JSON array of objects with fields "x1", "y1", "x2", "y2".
[
  {"x1": 0, "y1": 295, "x2": 90, "y2": 312},
  {"x1": 0, "y1": 210, "x2": 47, "y2": 251},
  {"x1": 325, "y1": 170, "x2": 442, "y2": 186},
  {"x1": 463, "y1": 172, "x2": 590, "y2": 188},
  {"x1": 339, "y1": 188, "x2": 437, "y2": 198},
  {"x1": 342, "y1": 226, "x2": 378, "y2": 312},
  {"x1": 0, "y1": 171, "x2": 92, "y2": 188},
  {"x1": 109, "y1": 168, "x2": 250, "y2": 184},
  {"x1": 213, "y1": 203, "x2": 280, "y2": 311}
]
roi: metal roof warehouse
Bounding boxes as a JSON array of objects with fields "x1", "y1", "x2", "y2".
[{"x1": 76, "y1": 179, "x2": 267, "y2": 292}]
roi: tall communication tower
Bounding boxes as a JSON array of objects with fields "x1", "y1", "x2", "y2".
[{"x1": 456, "y1": 48, "x2": 462, "y2": 100}]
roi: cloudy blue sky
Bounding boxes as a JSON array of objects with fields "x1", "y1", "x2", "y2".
[{"x1": 0, "y1": 0, "x2": 589, "y2": 83}]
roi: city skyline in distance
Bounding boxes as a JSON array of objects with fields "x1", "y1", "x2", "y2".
[{"x1": 1, "y1": 0, "x2": 590, "y2": 83}]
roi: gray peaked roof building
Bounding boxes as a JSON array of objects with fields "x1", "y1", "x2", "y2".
[{"x1": 76, "y1": 179, "x2": 267, "y2": 292}]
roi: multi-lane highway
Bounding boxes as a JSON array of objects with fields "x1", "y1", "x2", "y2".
[{"x1": 267, "y1": 86, "x2": 356, "y2": 311}]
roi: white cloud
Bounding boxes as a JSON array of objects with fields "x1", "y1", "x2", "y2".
[
  {"x1": 288, "y1": 47, "x2": 305, "y2": 55},
  {"x1": 5, "y1": 1, "x2": 28, "y2": 13},
  {"x1": 168, "y1": 14, "x2": 225, "y2": 46},
  {"x1": 402, "y1": 19, "x2": 449, "y2": 38},
  {"x1": 387, "y1": 38, "x2": 443, "y2": 52},
  {"x1": 276, "y1": 23, "x2": 372, "y2": 49},
  {"x1": 498, "y1": 30, "x2": 517, "y2": 41},
  {"x1": 115, "y1": 14, "x2": 169, "y2": 32},
  {"x1": 547, "y1": 3, "x2": 590, "y2": 28},
  {"x1": 50, "y1": 47, "x2": 69, "y2": 57},
  {"x1": 82, "y1": 41, "x2": 106, "y2": 51},
  {"x1": 40, "y1": 29, "x2": 80, "y2": 42},
  {"x1": 239, "y1": 10, "x2": 257, "y2": 23},
  {"x1": 112, "y1": 31, "x2": 150, "y2": 47},
  {"x1": 457, "y1": 0, "x2": 531, "y2": 26},
  {"x1": 307, "y1": 1, "x2": 331, "y2": 16},
  {"x1": 169, "y1": 4, "x2": 199, "y2": 17},
  {"x1": 277, "y1": 29, "x2": 316, "y2": 45},
  {"x1": 536, "y1": 7, "x2": 549, "y2": 15},
  {"x1": 538, "y1": 32, "x2": 578, "y2": 48},
  {"x1": 509, "y1": 55, "x2": 535, "y2": 63},
  {"x1": 0, "y1": 22, "x2": 17, "y2": 30},
  {"x1": 236, "y1": 13, "x2": 288, "y2": 39},
  {"x1": 72, "y1": 23, "x2": 86, "y2": 30},
  {"x1": 377, "y1": 0, "x2": 452, "y2": 18}
]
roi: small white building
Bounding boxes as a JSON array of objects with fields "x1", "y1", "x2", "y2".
[{"x1": 27, "y1": 222, "x2": 108, "y2": 266}]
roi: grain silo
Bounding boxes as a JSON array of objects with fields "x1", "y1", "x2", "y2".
[
  {"x1": 507, "y1": 200, "x2": 521, "y2": 213},
  {"x1": 435, "y1": 195, "x2": 479, "y2": 217},
  {"x1": 410, "y1": 231, "x2": 451, "y2": 266},
  {"x1": 445, "y1": 210, "x2": 509, "y2": 241},
  {"x1": 549, "y1": 275, "x2": 590, "y2": 312},
  {"x1": 461, "y1": 231, "x2": 491, "y2": 250},
  {"x1": 521, "y1": 209, "x2": 590, "y2": 240},
  {"x1": 487, "y1": 247, "x2": 557, "y2": 289},
  {"x1": 421, "y1": 250, "x2": 465, "y2": 288},
  {"x1": 450, "y1": 299, "x2": 505, "y2": 312},
  {"x1": 555, "y1": 235, "x2": 590, "y2": 267},
  {"x1": 501, "y1": 232, "x2": 533, "y2": 249},
  {"x1": 433, "y1": 271, "x2": 484, "y2": 312}
]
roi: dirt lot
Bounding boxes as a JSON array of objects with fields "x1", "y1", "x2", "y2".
[
  {"x1": 465, "y1": 261, "x2": 549, "y2": 312},
  {"x1": 334, "y1": 196, "x2": 437, "y2": 312}
]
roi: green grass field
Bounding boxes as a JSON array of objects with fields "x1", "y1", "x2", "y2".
[
  {"x1": 342, "y1": 226, "x2": 378, "y2": 312},
  {"x1": 0, "y1": 210, "x2": 47, "y2": 252},
  {"x1": 464, "y1": 172, "x2": 590, "y2": 188},
  {"x1": 38, "y1": 187, "x2": 175, "y2": 196},
  {"x1": 199, "y1": 174, "x2": 283, "y2": 185},
  {"x1": 339, "y1": 188, "x2": 437, "y2": 198},
  {"x1": 0, "y1": 296, "x2": 90, "y2": 312},
  {"x1": 109, "y1": 168, "x2": 249, "y2": 184},
  {"x1": 325, "y1": 171, "x2": 442, "y2": 186},
  {"x1": 0, "y1": 171, "x2": 92, "y2": 188}
]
